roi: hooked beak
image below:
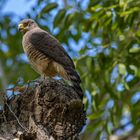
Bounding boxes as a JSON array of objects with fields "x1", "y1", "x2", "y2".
[{"x1": 18, "y1": 24, "x2": 25, "y2": 32}]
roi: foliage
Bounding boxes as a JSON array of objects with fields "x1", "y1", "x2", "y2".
[{"x1": 1, "y1": 0, "x2": 140, "y2": 139}]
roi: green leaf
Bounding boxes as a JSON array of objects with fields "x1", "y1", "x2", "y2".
[
  {"x1": 118, "y1": 63, "x2": 127, "y2": 75},
  {"x1": 42, "y1": 3, "x2": 58, "y2": 13},
  {"x1": 129, "y1": 65, "x2": 138, "y2": 75},
  {"x1": 119, "y1": 7, "x2": 140, "y2": 17},
  {"x1": 129, "y1": 47, "x2": 140, "y2": 53},
  {"x1": 91, "y1": 5, "x2": 102, "y2": 12},
  {"x1": 122, "y1": 79, "x2": 130, "y2": 90},
  {"x1": 136, "y1": 30, "x2": 140, "y2": 37},
  {"x1": 88, "y1": 110, "x2": 104, "y2": 120},
  {"x1": 86, "y1": 57, "x2": 92, "y2": 70},
  {"x1": 54, "y1": 9, "x2": 66, "y2": 27}
]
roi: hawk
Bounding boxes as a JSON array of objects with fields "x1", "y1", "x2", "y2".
[{"x1": 18, "y1": 19, "x2": 83, "y2": 99}]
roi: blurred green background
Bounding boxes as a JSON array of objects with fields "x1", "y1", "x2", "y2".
[{"x1": 1, "y1": 0, "x2": 140, "y2": 139}]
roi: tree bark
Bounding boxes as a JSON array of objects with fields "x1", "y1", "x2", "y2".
[{"x1": 0, "y1": 79, "x2": 86, "y2": 140}]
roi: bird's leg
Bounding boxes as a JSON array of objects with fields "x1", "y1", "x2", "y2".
[
  {"x1": 42, "y1": 75, "x2": 46, "y2": 80},
  {"x1": 29, "y1": 75, "x2": 46, "y2": 85},
  {"x1": 40, "y1": 74, "x2": 50, "y2": 81},
  {"x1": 39, "y1": 75, "x2": 44, "y2": 82}
]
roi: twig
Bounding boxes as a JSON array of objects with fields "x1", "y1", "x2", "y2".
[
  {"x1": 1, "y1": 86, "x2": 29, "y2": 131},
  {"x1": 5, "y1": 101, "x2": 28, "y2": 131},
  {"x1": 0, "y1": 79, "x2": 39, "y2": 131},
  {"x1": 12, "y1": 78, "x2": 22, "y2": 96}
]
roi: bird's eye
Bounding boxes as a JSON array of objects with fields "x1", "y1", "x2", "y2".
[
  {"x1": 28, "y1": 21, "x2": 34, "y2": 26},
  {"x1": 23, "y1": 22, "x2": 28, "y2": 26}
]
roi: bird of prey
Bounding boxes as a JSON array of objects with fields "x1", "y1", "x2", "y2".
[{"x1": 18, "y1": 19, "x2": 83, "y2": 99}]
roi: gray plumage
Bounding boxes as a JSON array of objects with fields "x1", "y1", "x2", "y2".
[{"x1": 18, "y1": 19, "x2": 83, "y2": 99}]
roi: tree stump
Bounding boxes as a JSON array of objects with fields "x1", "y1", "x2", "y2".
[{"x1": 0, "y1": 79, "x2": 86, "y2": 140}]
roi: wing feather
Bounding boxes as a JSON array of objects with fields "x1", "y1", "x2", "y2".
[{"x1": 29, "y1": 31, "x2": 75, "y2": 69}]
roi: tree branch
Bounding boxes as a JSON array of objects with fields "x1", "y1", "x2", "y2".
[{"x1": 0, "y1": 78, "x2": 86, "y2": 140}]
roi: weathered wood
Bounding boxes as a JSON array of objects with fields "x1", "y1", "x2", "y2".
[{"x1": 0, "y1": 79, "x2": 86, "y2": 140}]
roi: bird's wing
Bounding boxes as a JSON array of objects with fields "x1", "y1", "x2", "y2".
[{"x1": 29, "y1": 30, "x2": 75, "y2": 69}]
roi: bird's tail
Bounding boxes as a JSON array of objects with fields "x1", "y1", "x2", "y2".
[{"x1": 64, "y1": 67, "x2": 83, "y2": 100}]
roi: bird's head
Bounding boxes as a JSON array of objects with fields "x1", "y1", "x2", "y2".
[{"x1": 18, "y1": 19, "x2": 38, "y2": 34}]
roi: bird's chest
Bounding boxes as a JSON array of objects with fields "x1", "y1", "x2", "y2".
[
  {"x1": 22, "y1": 33, "x2": 60, "y2": 77},
  {"x1": 22, "y1": 34, "x2": 40, "y2": 61},
  {"x1": 22, "y1": 34, "x2": 55, "y2": 76},
  {"x1": 22, "y1": 34, "x2": 31, "y2": 54}
]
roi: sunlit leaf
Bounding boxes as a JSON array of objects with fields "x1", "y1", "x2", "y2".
[
  {"x1": 129, "y1": 47, "x2": 140, "y2": 53},
  {"x1": 118, "y1": 63, "x2": 127, "y2": 75}
]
